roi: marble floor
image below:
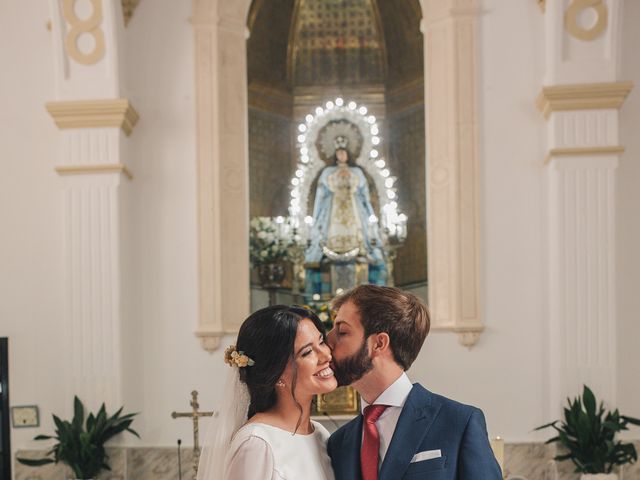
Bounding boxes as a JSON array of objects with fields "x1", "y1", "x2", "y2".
[{"x1": 14, "y1": 441, "x2": 640, "y2": 479}]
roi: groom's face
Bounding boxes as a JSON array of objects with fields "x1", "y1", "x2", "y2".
[{"x1": 327, "y1": 300, "x2": 373, "y2": 386}]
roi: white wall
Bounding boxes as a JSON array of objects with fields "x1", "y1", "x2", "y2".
[
  {"x1": 0, "y1": 0, "x2": 69, "y2": 452},
  {"x1": 409, "y1": 0, "x2": 548, "y2": 442},
  {"x1": 121, "y1": 0, "x2": 234, "y2": 446},
  {"x1": 2, "y1": 0, "x2": 639, "y2": 457},
  {"x1": 617, "y1": 0, "x2": 640, "y2": 431}
]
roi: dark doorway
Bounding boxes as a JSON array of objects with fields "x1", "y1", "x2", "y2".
[{"x1": 0, "y1": 338, "x2": 10, "y2": 480}]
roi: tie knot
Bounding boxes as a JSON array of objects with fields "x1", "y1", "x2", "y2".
[{"x1": 363, "y1": 404, "x2": 388, "y2": 424}]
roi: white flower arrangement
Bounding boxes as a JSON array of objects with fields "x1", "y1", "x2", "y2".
[{"x1": 249, "y1": 216, "x2": 292, "y2": 266}]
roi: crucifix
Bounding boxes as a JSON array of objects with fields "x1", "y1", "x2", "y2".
[{"x1": 171, "y1": 390, "x2": 217, "y2": 479}]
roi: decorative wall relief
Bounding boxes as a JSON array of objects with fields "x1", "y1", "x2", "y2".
[
  {"x1": 62, "y1": 0, "x2": 106, "y2": 65},
  {"x1": 564, "y1": 0, "x2": 608, "y2": 41},
  {"x1": 121, "y1": 0, "x2": 141, "y2": 26}
]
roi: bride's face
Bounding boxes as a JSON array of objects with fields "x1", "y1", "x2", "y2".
[{"x1": 281, "y1": 318, "x2": 337, "y2": 399}]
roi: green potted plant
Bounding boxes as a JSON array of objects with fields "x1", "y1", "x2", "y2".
[
  {"x1": 535, "y1": 385, "x2": 640, "y2": 479},
  {"x1": 17, "y1": 396, "x2": 139, "y2": 479}
]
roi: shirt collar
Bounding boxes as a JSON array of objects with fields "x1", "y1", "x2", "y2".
[{"x1": 360, "y1": 372, "x2": 413, "y2": 412}]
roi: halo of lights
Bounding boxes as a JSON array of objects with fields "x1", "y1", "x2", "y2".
[{"x1": 287, "y1": 97, "x2": 406, "y2": 235}]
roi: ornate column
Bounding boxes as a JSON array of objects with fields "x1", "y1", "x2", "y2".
[
  {"x1": 46, "y1": 0, "x2": 138, "y2": 410},
  {"x1": 420, "y1": 0, "x2": 484, "y2": 347},
  {"x1": 192, "y1": 0, "x2": 251, "y2": 351},
  {"x1": 538, "y1": 0, "x2": 632, "y2": 411}
]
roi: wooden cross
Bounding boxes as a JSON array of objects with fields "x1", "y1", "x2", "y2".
[{"x1": 171, "y1": 390, "x2": 216, "y2": 479}]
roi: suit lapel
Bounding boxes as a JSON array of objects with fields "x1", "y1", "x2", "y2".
[
  {"x1": 340, "y1": 414, "x2": 364, "y2": 480},
  {"x1": 378, "y1": 384, "x2": 442, "y2": 480}
]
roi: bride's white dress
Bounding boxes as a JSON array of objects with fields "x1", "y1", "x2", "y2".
[{"x1": 224, "y1": 420, "x2": 335, "y2": 480}]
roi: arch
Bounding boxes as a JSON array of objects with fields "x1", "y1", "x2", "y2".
[{"x1": 192, "y1": 0, "x2": 484, "y2": 350}]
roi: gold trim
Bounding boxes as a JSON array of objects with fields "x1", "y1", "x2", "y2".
[
  {"x1": 286, "y1": 0, "x2": 302, "y2": 85},
  {"x1": 122, "y1": 0, "x2": 141, "y2": 27},
  {"x1": 45, "y1": 99, "x2": 140, "y2": 136},
  {"x1": 544, "y1": 146, "x2": 625, "y2": 164},
  {"x1": 55, "y1": 164, "x2": 133, "y2": 179},
  {"x1": 536, "y1": 82, "x2": 633, "y2": 120},
  {"x1": 248, "y1": 82, "x2": 293, "y2": 117},
  {"x1": 62, "y1": 0, "x2": 106, "y2": 65},
  {"x1": 537, "y1": 0, "x2": 546, "y2": 13},
  {"x1": 369, "y1": 0, "x2": 388, "y2": 82},
  {"x1": 565, "y1": 0, "x2": 607, "y2": 41},
  {"x1": 247, "y1": 0, "x2": 264, "y2": 32}
]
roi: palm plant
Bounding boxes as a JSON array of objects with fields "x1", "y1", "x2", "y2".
[
  {"x1": 535, "y1": 385, "x2": 640, "y2": 474},
  {"x1": 17, "y1": 396, "x2": 139, "y2": 479}
]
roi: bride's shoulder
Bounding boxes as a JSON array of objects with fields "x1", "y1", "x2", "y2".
[
  {"x1": 311, "y1": 420, "x2": 331, "y2": 441},
  {"x1": 232, "y1": 421, "x2": 271, "y2": 440}
]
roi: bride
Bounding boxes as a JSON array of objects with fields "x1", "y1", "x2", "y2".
[{"x1": 198, "y1": 305, "x2": 338, "y2": 480}]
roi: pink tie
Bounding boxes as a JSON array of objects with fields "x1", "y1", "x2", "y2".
[{"x1": 361, "y1": 405, "x2": 389, "y2": 480}]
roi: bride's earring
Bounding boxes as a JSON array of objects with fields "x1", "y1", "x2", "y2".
[{"x1": 276, "y1": 380, "x2": 285, "y2": 387}]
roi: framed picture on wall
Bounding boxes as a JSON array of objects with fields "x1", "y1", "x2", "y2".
[{"x1": 11, "y1": 405, "x2": 39, "y2": 428}]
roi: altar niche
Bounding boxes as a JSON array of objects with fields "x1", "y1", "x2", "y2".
[
  {"x1": 246, "y1": 0, "x2": 426, "y2": 308},
  {"x1": 193, "y1": 0, "x2": 485, "y2": 349}
]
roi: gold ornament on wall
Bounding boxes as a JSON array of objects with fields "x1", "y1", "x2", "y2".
[
  {"x1": 121, "y1": 0, "x2": 141, "y2": 27},
  {"x1": 564, "y1": 0, "x2": 608, "y2": 41},
  {"x1": 62, "y1": 0, "x2": 105, "y2": 65}
]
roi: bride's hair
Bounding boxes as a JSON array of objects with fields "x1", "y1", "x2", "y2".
[{"x1": 236, "y1": 305, "x2": 327, "y2": 419}]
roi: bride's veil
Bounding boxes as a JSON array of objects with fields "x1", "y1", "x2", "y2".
[{"x1": 197, "y1": 367, "x2": 250, "y2": 480}]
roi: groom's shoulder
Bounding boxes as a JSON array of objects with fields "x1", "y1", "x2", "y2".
[
  {"x1": 328, "y1": 414, "x2": 361, "y2": 445},
  {"x1": 413, "y1": 383, "x2": 482, "y2": 419}
]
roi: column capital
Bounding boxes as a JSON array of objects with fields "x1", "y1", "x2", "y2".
[
  {"x1": 536, "y1": 82, "x2": 634, "y2": 120},
  {"x1": 45, "y1": 98, "x2": 139, "y2": 136}
]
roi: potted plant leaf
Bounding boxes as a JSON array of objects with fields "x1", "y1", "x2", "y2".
[
  {"x1": 535, "y1": 385, "x2": 640, "y2": 479},
  {"x1": 17, "y1": 396, "x2": 139, "y2": 479}
]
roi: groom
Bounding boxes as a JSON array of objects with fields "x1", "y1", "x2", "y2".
[{"x1": 326, "y1": 285, "x2": 502, "y2": 480}]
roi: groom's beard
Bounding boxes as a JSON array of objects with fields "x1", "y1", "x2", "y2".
[{"x1": 332, "y1": 340, "x2": 373, "y2": 387}]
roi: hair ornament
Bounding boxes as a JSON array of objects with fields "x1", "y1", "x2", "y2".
[{"x1": 224, "y1": 345, "x2": 255, "y2": 368}]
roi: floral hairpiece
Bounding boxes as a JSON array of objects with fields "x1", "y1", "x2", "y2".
[{"x1": 224, "y1": 345, "x2": 255, "y2": 368}]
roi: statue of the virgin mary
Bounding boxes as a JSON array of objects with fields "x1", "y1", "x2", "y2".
[{"x1": 305, "y1": 136, "x2": 386, "y2": 292}]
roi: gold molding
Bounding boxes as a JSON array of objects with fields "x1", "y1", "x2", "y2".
[
  {"x1": 122, "y1": 0, "x2": 141, "y2": 27},
  {"x1": 62, "y1": 0, "x2": 105, "y2": 65},
  {"x1": 45, "y1": 99, "x2": 140, "y2": 136},
  {"x1": 536, "y1": 82, "x2": 634, "y2": 120},
  {"x1": 544, "y1": 146, "x2": 625, "y2": 164},
  {"x1": 248, "y1": 82, "x2": 293, "y2": 117},
  {"x1": 565, "y1": 0, "x2": 607, "y2": 41},
  {"x1": 55, "y1": 163, "x2": 133, "y2": 179},
  {"x1": 537, "y1": 0, "x2": 546, "y2": 13},
  {"x1": 454, "y1": 326, "x2": 485, "y2": 349}
]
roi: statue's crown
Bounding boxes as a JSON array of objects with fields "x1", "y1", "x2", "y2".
[{"x1": 334, "y1": 135, "x2": 349, "y2": 150}]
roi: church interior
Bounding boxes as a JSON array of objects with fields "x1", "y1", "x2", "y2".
[{"x1": 2, "y1": 0, "x2": 640, "y2": 479}]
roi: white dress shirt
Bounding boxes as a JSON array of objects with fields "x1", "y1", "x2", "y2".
[{"x1": 360, "y1": 372, "x2": 413, "y2": 467}]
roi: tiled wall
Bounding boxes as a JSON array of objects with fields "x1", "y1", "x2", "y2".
[
  {"x1": 249, "y1": 107, "x2": 293, "y2": 219},
  {"x1": 386, "y1": 104, "x2": 427, "y2": 287}
]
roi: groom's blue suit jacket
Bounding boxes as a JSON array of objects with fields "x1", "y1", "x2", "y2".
[{"x1": 327, "y1": 384, "x2": 502, "y2": 479}]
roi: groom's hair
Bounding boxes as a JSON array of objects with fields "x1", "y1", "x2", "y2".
[
  {"x1": 332, "y1": 285, "x2": 430, "y2": 370},
  {"x1": 236, "y1": 305, "x2": 327, "y2": 427}
]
